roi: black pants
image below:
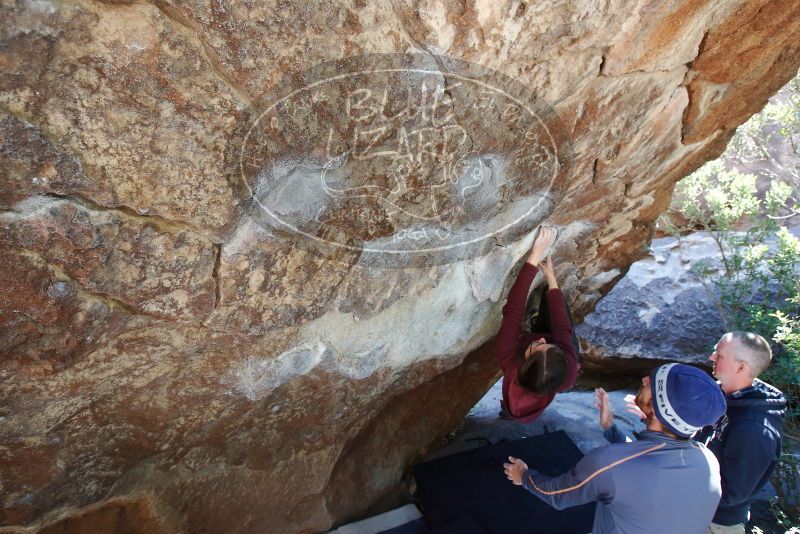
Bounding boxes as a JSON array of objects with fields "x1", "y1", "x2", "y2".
[{"x1": 530, "y1": 288, "x2": 581, "y2": 358}]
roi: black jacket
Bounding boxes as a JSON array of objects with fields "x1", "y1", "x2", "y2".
[{"x1": 696, "y1": 379, "x2": 786, "y2": 526}]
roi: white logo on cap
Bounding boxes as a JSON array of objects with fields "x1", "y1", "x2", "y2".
[{"x1": 654, "y1": 363, "x2": 702, "y2": 436}]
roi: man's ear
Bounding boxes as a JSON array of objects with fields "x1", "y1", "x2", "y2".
[{"x1": 736, "y1": 359, "x2": 748, "y2": 374}]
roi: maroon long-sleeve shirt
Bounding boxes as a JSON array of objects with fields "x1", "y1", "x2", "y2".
[{"x1": 496, "y1": 262, "x2": 580, "y2": 423}]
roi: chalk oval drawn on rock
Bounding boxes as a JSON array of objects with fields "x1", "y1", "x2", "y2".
[{"x1": 227, "y1": 54, "x2": 574, "y2": 267}]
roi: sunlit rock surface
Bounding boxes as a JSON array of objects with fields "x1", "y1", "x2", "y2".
[
  {"x1": 2, "y1": 0, "x2": 800, "y2": 532},
  {"x1": 579, "y1": 227, "x2": 800, "y2": 375},
  {"x1": 577, "y1": 234, "x2": 726, "y2": 375}
]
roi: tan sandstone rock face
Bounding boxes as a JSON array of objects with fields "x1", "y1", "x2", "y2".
[{"x1": 1, "y1": 0, "x2": 799, "y2": 532}]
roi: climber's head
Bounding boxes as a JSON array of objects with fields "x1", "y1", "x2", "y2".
[{"x1": 517, "y1": 338, "x2": 566, "y2": 394}]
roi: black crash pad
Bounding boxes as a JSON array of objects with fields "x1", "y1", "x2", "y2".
[
  {"x1": 377, "y1": 517, "x2": 428, "y2": 534},
  {"x1": 412, "y1": 430, "x2": 596, "y2": 534},
  {"x1": 378, "y1": 515, "x2": 486, "y2": 534}
]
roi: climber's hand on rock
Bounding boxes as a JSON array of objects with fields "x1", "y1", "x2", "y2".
[
  {"x1": 595, "y1": 387, "x2": 614, "y2": 430},
  {"x1": 528, "y1": 226, "x2": 556, "y2": 266},
  {"x1": 504, "y1": 456, "x2": 527, "y2": 485}
]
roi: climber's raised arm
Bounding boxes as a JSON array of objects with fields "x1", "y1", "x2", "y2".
[{"x1": 495, "y1": 227, "x2": 556, "y2": 374}]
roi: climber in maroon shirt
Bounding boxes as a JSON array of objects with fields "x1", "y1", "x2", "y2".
[{"x1": 496, "y1": 226, "x2": 580, "y2": 423}]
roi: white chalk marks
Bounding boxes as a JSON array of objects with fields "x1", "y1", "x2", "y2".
[
  {"x1": 229, "y1": 342, "x2": 327, "y2": 402},
  {"x1": 227, "y1": 341, "x2": 385, "y2": 402}
]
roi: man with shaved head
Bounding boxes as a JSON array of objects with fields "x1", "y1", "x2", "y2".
[{"x1": 697, "y1": 331, "x2": 787, "y2": 534}]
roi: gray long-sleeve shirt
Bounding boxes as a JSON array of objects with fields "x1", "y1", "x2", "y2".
[{"x1": 522, "y1": 426, "x2": 722, "y2": 534}]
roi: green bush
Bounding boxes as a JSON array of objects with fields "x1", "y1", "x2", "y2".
[{"x1": 662, "y1": 72, "x2": 800, "y2": 525}]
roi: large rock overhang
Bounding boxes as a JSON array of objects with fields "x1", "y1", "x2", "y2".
[{"x1": 2, "y1": 1, "x2": 799, "y2": 532}]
